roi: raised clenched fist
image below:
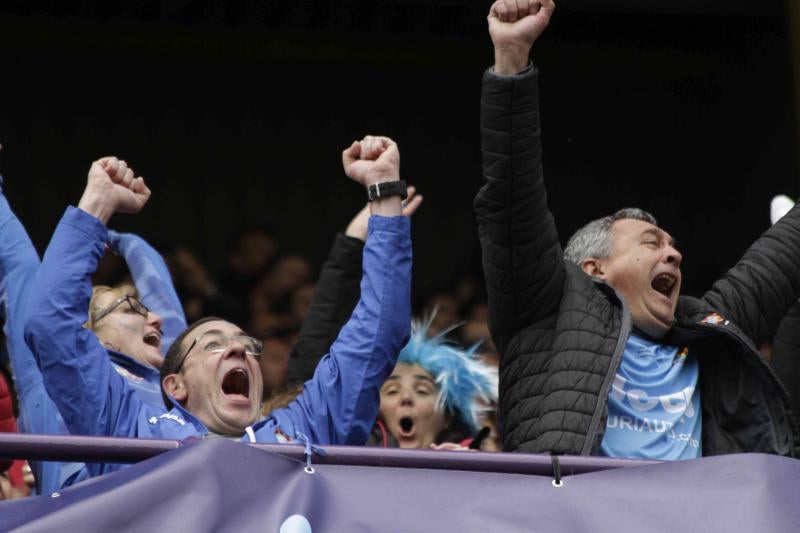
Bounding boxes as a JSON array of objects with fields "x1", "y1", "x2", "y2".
[
  {"x1": 79, "y1": 156, "x2": 151, "y2": 224},
  {"x1": 488, "y1": 0, "x2": 555, "y2": 75},
  {"x1": 342, "y1": 135, "x2": 400, "y2": 187}
]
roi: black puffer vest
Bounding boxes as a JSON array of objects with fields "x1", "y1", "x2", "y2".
[{"x1": 475, "y1": 65, "x2": 800, "y2": 457}]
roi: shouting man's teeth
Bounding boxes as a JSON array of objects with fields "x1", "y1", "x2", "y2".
[{"x1": 651, "y1": 274, "x2": 676, "y2": 297}]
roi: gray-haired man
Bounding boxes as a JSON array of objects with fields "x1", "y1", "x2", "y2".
[{"x1": 475, "y1": 0, "x2": 800, "y2": 459}]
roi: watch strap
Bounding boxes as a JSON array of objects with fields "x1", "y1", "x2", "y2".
[{"x1": 367, "y1": 180, "x2": 408, "y2": 202}]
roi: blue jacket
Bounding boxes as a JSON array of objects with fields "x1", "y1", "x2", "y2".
[
  {"x1": 66, "y1": 233, "x2": 186, "y2": 486},
  {"x1": 25, "y1": 206, "x2": 411, "y2": 480},
  {"x1": 0, "y1": 175, "x2": 62, "y2": 492},
  {"x1": 0, "y1": 178, "x2": 186, "y2": 492}
]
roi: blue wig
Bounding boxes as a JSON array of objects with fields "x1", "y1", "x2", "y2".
[{"x1": 396, "y1": 317, "x2": 498, "y2": 432}]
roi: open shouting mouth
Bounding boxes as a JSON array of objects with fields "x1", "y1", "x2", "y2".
[
  {"x1": 142, "y1": 330, "x2": 162, "y2": 349},
  {"x1": 651, "y1": 272, "x2": 677, "y2": 300},
  {"x1": 221, "y1": 367, "x2": 250, "y2": 401},
  {"x1": 398, "y1": 416, "x2": 416, "y2": 438}
]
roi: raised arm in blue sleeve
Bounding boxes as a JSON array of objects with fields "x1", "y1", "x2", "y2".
[
  {"x1": 0, "y1": 175, "x2": 42, "y2": 412},
  {"x1": 108, "y1": 230, "x2": 187, "y2": 354},
  {"x1": 24, "y1": 207, "x2": 144, "y2": 440},
  {"x1": 0, "y1": 175, "x2": 88, "y2": 494},
  {"x1": 267, "y1": 215, "x2": 411, "y2": 445}
]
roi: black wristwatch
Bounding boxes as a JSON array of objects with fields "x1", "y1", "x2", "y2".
[{"x1": 367, "y1": 180, "x2": 408, "y2": 202}]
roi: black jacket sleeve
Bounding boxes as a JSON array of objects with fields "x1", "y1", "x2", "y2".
[
  {"x1": 771, "y1": 299, "x2": 800, "y2": 412},
  {"x1": 702, "y1": 204, "x2": 800, "y2": 348},
  {"x1": 287, "y1": 233, "x2": 364, "y2": 384},
  {"x1": 473, "y1": 65, "x2": 564, "y2": 355}
]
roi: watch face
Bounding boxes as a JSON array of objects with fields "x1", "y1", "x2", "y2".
[{"x1": 368, "y1": 185, "x2": 379, "y2": 201}]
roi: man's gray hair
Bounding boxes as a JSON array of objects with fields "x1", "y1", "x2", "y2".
[{"x1": 563, "y1": 208, "x2": 658, "y2": 265}]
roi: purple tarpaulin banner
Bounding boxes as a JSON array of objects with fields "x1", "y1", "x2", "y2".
[{"x1": 0, "y1": 439, "x2": 798, "y2": 532}]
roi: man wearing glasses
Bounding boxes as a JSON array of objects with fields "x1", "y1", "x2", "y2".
[{"x1": 25, "y1": 135, "x2": 411, "y2": 480}]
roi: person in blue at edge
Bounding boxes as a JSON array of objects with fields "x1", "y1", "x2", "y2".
[
  {"x1": 0, "y1": 143, "x2": 186, "y2": 493},
  {"x1": 24, "y1": 134, "x2": 411, "y2": 480}
]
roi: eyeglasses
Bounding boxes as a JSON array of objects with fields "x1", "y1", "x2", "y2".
[
  {"x1": 92, "y1": 295, "x2": 150, "y2": 323},
  {"x1": 174, "y1": 333, "x2": 263, "y2": 373}
]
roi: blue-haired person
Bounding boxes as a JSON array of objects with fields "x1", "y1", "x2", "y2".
[{"x1": 371, "y1": 320, "x2": 498, "y2": 449}]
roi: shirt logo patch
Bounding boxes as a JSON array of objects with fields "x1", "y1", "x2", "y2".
[{"x1": 700, "y1": 313, "x2": 729, "y2": 326}]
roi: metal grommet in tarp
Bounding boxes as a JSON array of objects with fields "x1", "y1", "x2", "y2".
[
  {"x1": 551, "y1": 454, "x2": 564, "y2": 488},
  {"x1": 295, "y1": 432, "x2": 327, "y2": 475}
]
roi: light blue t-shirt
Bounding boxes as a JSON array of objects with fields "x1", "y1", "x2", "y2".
[{"x1": 600, "y1": 332, "x2": 702, "y2": 460}]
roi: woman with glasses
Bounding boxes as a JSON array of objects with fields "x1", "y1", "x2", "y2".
[
  {"x1": 0, "y1": 153, "x2": 185, "y2": 494},
  {"x1": 25, "y1": 138, "x2": 412, "y2": 482},
  {"x1": 84, "y1": 288, "x2": 167, "y2": 406}
]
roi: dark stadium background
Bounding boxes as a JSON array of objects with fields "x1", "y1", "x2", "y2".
[{"x1": 0, "y1": 0, "x2": 797, "y2": 302}]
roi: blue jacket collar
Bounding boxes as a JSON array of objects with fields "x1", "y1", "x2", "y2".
[{"x1": 108, "y1": 350, "x2": 161, "y2": 381}]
